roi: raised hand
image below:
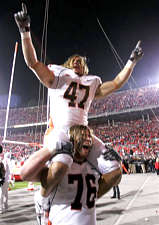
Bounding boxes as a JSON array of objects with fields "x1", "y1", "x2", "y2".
[
  {"x1": 129, "y1": 40, "x2": 144, "y2": 63},
  {"x1": 14, "y1": 3, "x2": 30, "y2": 33}
]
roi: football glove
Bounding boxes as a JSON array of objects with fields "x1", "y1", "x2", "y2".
[
  {"x1": 14, "y1": 3, "x2": 30, "y2": 33},
  {"x1": 102, "y1": 145, "x2": 121, "y2": 162},
  {"x1": 129, "y1": 40, "x2": 143, "y2": 63}
]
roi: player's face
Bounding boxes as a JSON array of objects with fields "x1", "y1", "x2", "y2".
[
  {"x1": 72, "y1": 57, "x2": 84, "y2": 76},
  {"x1": 75, "y1": 129, "x2": 93, "y2": 162}
]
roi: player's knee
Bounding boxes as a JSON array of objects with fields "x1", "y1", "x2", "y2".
[{"x1": 54, "y1": 141, "x2": 74, "y2": 157}]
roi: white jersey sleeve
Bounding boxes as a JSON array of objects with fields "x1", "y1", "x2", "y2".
[
  {"x1": 97, "y1": 157, "x2": 120, "y2": 174},
  {"x1": 87, "y1": 135, "x2": 120, "y2": 175},
  {"x1": 47, "y1": 64, "x2": 67, "y2": 89},
  {"x1": 52, "y1": 154, "x2": 73, "y2": 168}
]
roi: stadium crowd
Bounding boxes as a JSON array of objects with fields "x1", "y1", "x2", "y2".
[
  {"x1": 0, "y1": 84, "x2": 159, "y2": 175},
  {"x1": 0, "y1": 116, "x2": 159, "y2": 174},
  {"x1": 0, "y1": 84, "x2": 159, "y2": 127},
  {"x1": 89, "y1": 84, "x2": 159, "y2": 116}
]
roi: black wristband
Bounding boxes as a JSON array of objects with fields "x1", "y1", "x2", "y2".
[{"x1": 20, "y1": 26, "x2": 30, "y2": 33}]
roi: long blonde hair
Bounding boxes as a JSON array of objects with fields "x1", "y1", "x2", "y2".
[
  {"x1": 69, "y1": 124, "x2": 92, "y2": 152},
  {"x1": 62, "y1": 54, "x2": 89, "y2": 75}
]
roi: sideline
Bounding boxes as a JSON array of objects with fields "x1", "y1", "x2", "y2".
[{"x1": 113, "y1": 175, "x2": 151, "y2": 225}]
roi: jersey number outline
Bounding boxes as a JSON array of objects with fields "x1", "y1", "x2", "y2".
[
  {"x1": 64, "y1": 82, "x2": 90, "y2": 109},
  {"x1": 68, "y1": 174, "x2": 97, "y2": 210}
]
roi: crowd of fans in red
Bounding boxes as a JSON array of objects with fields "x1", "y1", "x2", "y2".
[
  {"x1": 89, "y1": 84, "x2": 159, "y2": 116},
  {"x1": 0, "y1": 84, "x2": 159, "y2": 174},
  {"x1": 0, "y1": 84, "x2": 159, "y2": 127}
]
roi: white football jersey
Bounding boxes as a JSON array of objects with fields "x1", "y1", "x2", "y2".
[
  {"x1": 45, "y1": 64, "x2": 120, "y2": 173},
  {"x1": 49, "y1": 157, "x2": 101, "y2": 225},
  {"x1": 48, "y1": 64, "x2": 102, "y2": 129}
]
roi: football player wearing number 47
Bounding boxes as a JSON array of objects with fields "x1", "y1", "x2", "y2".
[{"x1": 14, "y1": 3, "x2": 143, "y2": 225}]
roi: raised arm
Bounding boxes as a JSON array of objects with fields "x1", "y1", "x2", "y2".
[
  {"x1": 95, "y1": 41, "x2": 143, "y2": 98},
  {"x1": 14, "y1": 3, "x2": 54, "y2": 88}
]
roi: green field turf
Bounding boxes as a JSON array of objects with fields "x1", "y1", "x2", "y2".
[{"x1": 9, "y1": 181, "x2": 40, "y2": 191}]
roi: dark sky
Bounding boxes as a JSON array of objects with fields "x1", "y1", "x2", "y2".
[{"x1": 0, "y1": 0, "x2": 159, "y2": 107}]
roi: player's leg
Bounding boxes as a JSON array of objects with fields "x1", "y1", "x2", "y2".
[
  {"x1": 34, "y1": 190, "x2": 51, "y2": 225},
  {"x1": 116, "y1": 185, "x2": 120, "y2": 199},
  {"x1": 20, "y1": 128, "x2": 73, "y2": 182},
  {"x1": 3, "y1": 181, "x2": 9, "y2": 211},
  {"x1": 0, "y1": 186, "x2": 3, "y2": 213},
  {"x1": 111, "y1": 186, "x2": 116, "y2": 198},
  {"x1": 34, "y1": 130, "x2": 73, "y2": 225}
]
